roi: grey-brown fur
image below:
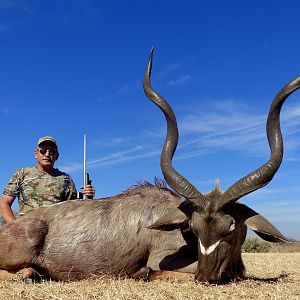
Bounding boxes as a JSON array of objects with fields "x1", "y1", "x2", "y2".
[
  {"x1": 0, "y1": 183, "x2": 197, "y2": 281},
  {"x1": 0, "y1": 50, "x2": 299, "y2": 284}
]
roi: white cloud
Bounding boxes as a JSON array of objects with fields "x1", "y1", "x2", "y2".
[
  {"x1": 157, "y1": 62, "x2": 183, "y2": 79},
  {"x1": 59, "y1": 145, "x2": 159, "y2": 173},
  {"x1": 175, "y1": 99, "x2": 300, "y2": 158},
  {"x1": 59, "y1": 0, "x2": 101, "y2": 17},
  {"x1": 113, "y1": 85, "x2": 129, "y2": 97},
  {"x1": 92, "y1": 137, "x2": 126, "y2": 148},
  {"x1": 59, "y1": 99, "x2": 300, "y2": 176},
  {"x1": 89, "y1": 150, "x2": 159, "y2": 168},
  {"x1": 88, "y1": 145, "x2": 144, "y2": 165},
  {"x1": 1, "y1": 108, "x2": 10, "y2": 115},
  {"x1": 253, "y1": 202, "x2": 300, "y2": 223},
  {"x1": 0, "y1": 0, "x2": 34, "y2": 31},
  {"x1": 166, "y1": 75, "x2": 193, "y2": 87}
]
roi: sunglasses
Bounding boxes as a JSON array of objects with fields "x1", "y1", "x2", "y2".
[{"x1": 37, "y1": 148, "x2": 57, "y2": 155}]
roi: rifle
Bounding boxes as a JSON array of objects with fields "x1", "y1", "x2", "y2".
[
  {"x1": 77, "y1": 134, "x2": 93, "y2": 199},
  {"x1": 83, "y1": 134, "x2": 93, "y2": 199},
  {"x1": 83, "y1": 172, "x2": 92, "y2": 199}
]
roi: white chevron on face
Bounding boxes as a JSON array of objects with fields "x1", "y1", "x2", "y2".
[{"x1": 199, "y1": 239, "x2": 221, "y2": 255}]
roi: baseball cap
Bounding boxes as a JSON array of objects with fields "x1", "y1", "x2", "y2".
[{"x1": 37, "y1": 136, "x2": 58, "y2": 148}]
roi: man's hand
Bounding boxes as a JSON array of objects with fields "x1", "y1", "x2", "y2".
[{"x1": 81, "y1": 185, "x2": 95, "y2": 199}]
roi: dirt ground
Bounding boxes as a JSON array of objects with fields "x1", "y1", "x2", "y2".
[{"x1": 0, "y1": 253, "x2": 299, "y2": 300}]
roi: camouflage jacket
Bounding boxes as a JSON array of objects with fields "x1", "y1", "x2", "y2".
[{"x1": 3, "y1": 167, "x2": 77, "y2": 215}]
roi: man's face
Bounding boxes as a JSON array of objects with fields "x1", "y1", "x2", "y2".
[{"x1": 34, "y1": 142, "x2": 59, "y2": 169}]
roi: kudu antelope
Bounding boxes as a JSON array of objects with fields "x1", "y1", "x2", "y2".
[{"x1": 0, "y1": 50, "x2": 299, "y2": 284}]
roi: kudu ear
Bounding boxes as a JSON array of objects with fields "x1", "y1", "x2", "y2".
[
  {"x1": 147, "y1": 208, "x2": 189, "y2": 231},
  {"x1": 233, "y1": 202, "x2": 291, "y2": 243}
]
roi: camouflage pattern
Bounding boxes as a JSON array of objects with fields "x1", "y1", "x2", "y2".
[{"x1": 3, "y1": 167, "x2": 77, "y2": 215}]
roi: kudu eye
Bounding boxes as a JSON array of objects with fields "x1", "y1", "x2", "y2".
[{"x1": 229, "y1": 221, "x2": 235, "y2": 232}]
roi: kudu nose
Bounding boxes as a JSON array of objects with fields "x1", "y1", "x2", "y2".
[{"x1": 195, "y1": 272, "x2": 221, "y2": 284}]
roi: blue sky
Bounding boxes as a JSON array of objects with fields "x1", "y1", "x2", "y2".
[{"x1": 0, "y1": 0, "x2": 300, "y2": 240}]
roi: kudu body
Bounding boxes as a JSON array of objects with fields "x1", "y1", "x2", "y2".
[{"x1": 0, "y1": 50, "x2": 299, "y2": 283}]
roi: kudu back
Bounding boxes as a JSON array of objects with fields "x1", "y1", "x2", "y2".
[{"x1": 0, "y1": 50, "x2": 299, "y2": 283}]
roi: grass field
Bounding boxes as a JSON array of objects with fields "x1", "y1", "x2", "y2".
[{"x1": 0, "y1": 253, "x2": 298, "y2": 300}]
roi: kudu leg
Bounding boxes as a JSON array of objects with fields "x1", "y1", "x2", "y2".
[
  {"x1": 131, "y1": 267, "x2": 195, "y2": 282},
  {"x1": 149, "y1": 270, "x2": 195, "y2": 282},
  {"x1": 0, "y1": 218, "x2": 48, "y2": 280},
  {"x1": 146, "y1": 249, "x2": 197, "y2": 282},
  {"x1": 0, "y1": 268, "x2": 38, "y2": 282}
]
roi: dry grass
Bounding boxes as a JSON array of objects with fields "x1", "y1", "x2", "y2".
[
  {"x1": 0, "y1": 253, "x2": 299, "y2": 300},
  {"x1": 270, "y1": 241, "x2": 300, "y2": 253}
]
